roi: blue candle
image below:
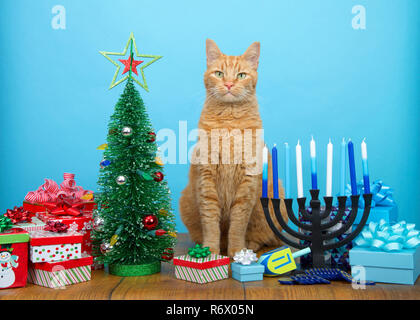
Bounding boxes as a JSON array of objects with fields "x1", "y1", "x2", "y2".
[
  {"x1": 284, "y1": 143, "x2": 290, "y2": 198},
  {"x1": 262, "y1": 145, "x2": 268, "y2": 198},
  {"x1": 348, "y1": 139, "x2": 357, "y2": 196},
  {"x1": 361, "y1": 138, "x2": 370, "y2": 194},
  {"x1": 272, "y1": 144, "x2": 279, "y2": 199},
  {"x1": 340, "y1": 138, "x2": 346, "y2": 196},
  {"x1": 310, "y1": 136, "x2": 318, "y2": 190}
]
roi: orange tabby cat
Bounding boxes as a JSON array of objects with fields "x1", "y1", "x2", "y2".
[{"x1": 179, "y1": 39, "x2": 287, "y2": 257}]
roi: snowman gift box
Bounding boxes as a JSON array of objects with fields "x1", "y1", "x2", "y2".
[{"x1": 0, "y1": 228, "x2": 30, "y2": 289}]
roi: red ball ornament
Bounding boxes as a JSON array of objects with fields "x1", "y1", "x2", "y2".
[
  {"x1": 147, "y1": 132, "x2": 156, "y2": 142},
  {"x1": 143, "y1": 215, "x2": 158, "y2": 230},
  {"x1": 153, "y1": 171, "x2": 164, "y2": 182},
  {"x1": 162, "y1": 248, "x2": 174, "y2": 261}
]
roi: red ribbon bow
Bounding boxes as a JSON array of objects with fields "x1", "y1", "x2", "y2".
[
  {"x1": 4, "y1": 206, "x2": 34, "y2": 224},
  {"x1": 43, "y1": 194, "x2": 86, "y2": 216},
  {"x1": 44, "y1": 221, "x2": 69, "y2": 233}
]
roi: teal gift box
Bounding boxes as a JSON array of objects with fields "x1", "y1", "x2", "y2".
[
  {"x1": 231, "y1": 262, "x2": 264, "y2": 282},
  {"x1": 349, "y1": 246, "x2": 420, "y2": 285},
  {"x1": 354, "y1": 205, "x2": 398, "y2": 225}
]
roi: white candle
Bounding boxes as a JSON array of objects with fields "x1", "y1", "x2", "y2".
[
  {"x1": 326, "y1": 139, "x2": 333, "y2": 196},
  {"x1": 296, "y1": 140, "x2": 304, "y2": 198}
]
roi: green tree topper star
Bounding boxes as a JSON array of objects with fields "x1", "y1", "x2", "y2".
[{"x1": 99, "y1": 32, "x2": 162, "y2": 91}]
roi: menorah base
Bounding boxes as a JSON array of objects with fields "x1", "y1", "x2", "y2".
[{"x1": 260, "y1": 190, "x2": 372, "y2": 270}]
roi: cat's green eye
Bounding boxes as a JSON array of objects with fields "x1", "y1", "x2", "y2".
[
  {"x1": 237, "y1": 72, "x2": 247, "y2": 79},
  {"x1": 214, "y1": 71, "x2": 224, "y2": 78}
]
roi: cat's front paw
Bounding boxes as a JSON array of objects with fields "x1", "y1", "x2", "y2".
[
  {"x1": 228, "y1": 247, "x2": 243, "y2": 258},
  {"x1": 245, "y1": 240, "x2": 262, "y2": 252}
]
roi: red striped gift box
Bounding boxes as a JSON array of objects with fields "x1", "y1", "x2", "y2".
[
  {"x1": 173, "y1": 254, "x2": 230, "y2": 284},
  {"x1": 28, "y1": 254, "x2": 93, "y2": 288}
]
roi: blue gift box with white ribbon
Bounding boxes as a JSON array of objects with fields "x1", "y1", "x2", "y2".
[
  {"x1": 231, "y1": 262, "x2": 264, "y2": 282},
  {"x1": 349, "y1": 220, "x2": 420, "y2": 285},
  {"x1": 347, "y1": 180, "x2": 398, "y2": 224},
  {"x1": 350, "y1": 246, "x2": 420, "y2": 285}
]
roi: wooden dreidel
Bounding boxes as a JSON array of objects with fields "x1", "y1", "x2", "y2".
[{"x1": 258, "y1": 246, "x2": 311, "y2": 276}]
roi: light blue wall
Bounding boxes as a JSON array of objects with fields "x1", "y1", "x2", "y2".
[{"x1": 1, "y1": 1, "x2": 419, "y2": 232}]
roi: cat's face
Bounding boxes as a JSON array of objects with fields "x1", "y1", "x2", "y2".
[{"x1": 204, "y1": 39, "x2": 260, "y2": 103}]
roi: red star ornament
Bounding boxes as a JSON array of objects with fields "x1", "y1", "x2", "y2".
[{"x1": 118, "y1": 56, "x2": 143, "y2": 75}]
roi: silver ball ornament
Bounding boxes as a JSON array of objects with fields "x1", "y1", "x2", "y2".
[
  {"x1": 121, "y1": 126, "x2": 133, "y2": 137},
  {"x1": 116, "y1": 175, "x2": 127, "y2": 185},
  {"x1": 93, "y1": 216, "x2": 104, "y2": 232},
  {"x1": 100, "y1": 242, "x2": 113, "y2": 254}
]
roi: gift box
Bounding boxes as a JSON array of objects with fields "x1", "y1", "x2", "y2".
[
  {"x1": 173, "y1": 254, "x2": 230, "y2": 284},
  {"x1": 23, "y1": 173, "x2": 95, "y2": 255},
  {"x1": 346, "y1": 180, "x2": 398, "y2": 225},
  {"x1": 350, "y1": 246, "x2": 420, "y2": 285},
  {"x1": 28, "y1": 254, "x2": 93, "y2": 288},
  {"x1": 349, "y1": 220, "x2": 420, "y2": 284},
  {"x1": 23, "y1": 200, "x2": 96, "y2": 215},
  {"x1": 231, "y1": 262, "x2": 264, "y2": 282},
  {"x1": 36, "y1": 212, "x2": 92, "y2": 254},
  {"x1": 354, "y1": 206, "x2": 398, "y2": 225},
  {"x1": 15, "y1": 217, "x2": 45, "y2": 232},
  {"x1": 0, "y1": 228, "x2": 30, "y2": 289},
  {"x1": 23, "y1": 172, "x2": 96, "y2": 215},
  {"x1": 29, "y1": 230, "x2": 83, "y2": 263}
]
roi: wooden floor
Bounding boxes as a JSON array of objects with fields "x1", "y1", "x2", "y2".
[{"x1": 0, "y1": 234, "x2": 419, "y2": 300}]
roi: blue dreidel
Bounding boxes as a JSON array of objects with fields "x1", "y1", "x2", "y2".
[{"x1": 258, "y1": 246, "x2": 311, "y2": 276}]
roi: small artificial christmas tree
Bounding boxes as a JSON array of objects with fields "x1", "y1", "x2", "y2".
[{"x1": 92, "y1": 35, "x2": 176, "y2": 276}]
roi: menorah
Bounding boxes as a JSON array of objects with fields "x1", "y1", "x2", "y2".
[{"x1": 260, "y1": 189, "x2": 372, "y2": 268}]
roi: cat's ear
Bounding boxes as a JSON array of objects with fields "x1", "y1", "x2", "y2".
[
  {"x1": 243, "y1": 42, "x2": 260, "y2": 70},
  {"x1": 206, "y1": 39, "x2": 222, "y2": 67}
]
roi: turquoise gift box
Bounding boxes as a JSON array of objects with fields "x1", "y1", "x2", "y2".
[
  {"x1": 349, "y1": 246, "x2": 420, "y2": 285},
  {"x1": 354, "y1": 205, "x2": 398, "y2": 225},
  {"x1": 231, "y1": 262, "x2": 264, "y2": 282}
]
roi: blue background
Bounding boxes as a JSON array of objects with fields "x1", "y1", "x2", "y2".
[{"x1": 1, "y1": 0, "x2": 419, "y2": 232}]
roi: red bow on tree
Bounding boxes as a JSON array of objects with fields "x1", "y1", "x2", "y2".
[{"x1": 43, "y1": 194, "x2": 86, "y2": 216}]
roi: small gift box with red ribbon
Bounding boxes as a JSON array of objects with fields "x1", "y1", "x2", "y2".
[
  {"x1": 28, "y1": 254, "x2": 93, "y2": 288},
  {"x1": 3, "y1": 206, "x2": 45, "y2": 232},
  {"x1": 29, "y1": 229, "x2": 83, "y2": 264},
  {"x1": 15, "y1": 217, "x2": 46, "y2": 232},
  {"x1": 23, "y1": 173, "x2": 95, "y2": 255},
  {"x1": 36, "y1": 212, "x2": 93, "y2": 255},
  {"x1": 173, "y1": 244, "x2": 230, "y2": 284},
  {"x1": 0, "y1": 216, "x2": 30, "y2": 289}
]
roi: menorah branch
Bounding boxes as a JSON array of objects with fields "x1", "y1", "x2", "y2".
[
  {"x1": 283, "y1": 198, "x2": 313, "y2": 231},
  {"x1": 320, "y1": 196, "x2": 333, "y2": 220},
  {"x1": 321, "y1": 195, "x2": 360, "y2": 240},
  {"x1": 319, "y1": 196, "x2": 347, "y2": 230},
  {"x1": 297, "y1": 197, "x2": 312, "y2": 221},
  {"x1": 272, "y1": 199, "x2": 312, "y2": 241},
  {"x1": 323, "y1": 193, "x2": 372, "y2": 251},
  {"x1": 260, "y1": 198, "x2": 306, "y2": 249}
]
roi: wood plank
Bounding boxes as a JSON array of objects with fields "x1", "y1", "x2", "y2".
[
  {"x1": 0, "y1": 271, "x2": 122, "y2": 300},
  {"x1": 0, "y1": 233, "x2": 418, "y2": 300},
  {"x1": 243, "y1": 275, "x2": 420, "y2": 300},
  {"x1": 109, "y1": 232, "x2": 244, "y2": 299}
]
